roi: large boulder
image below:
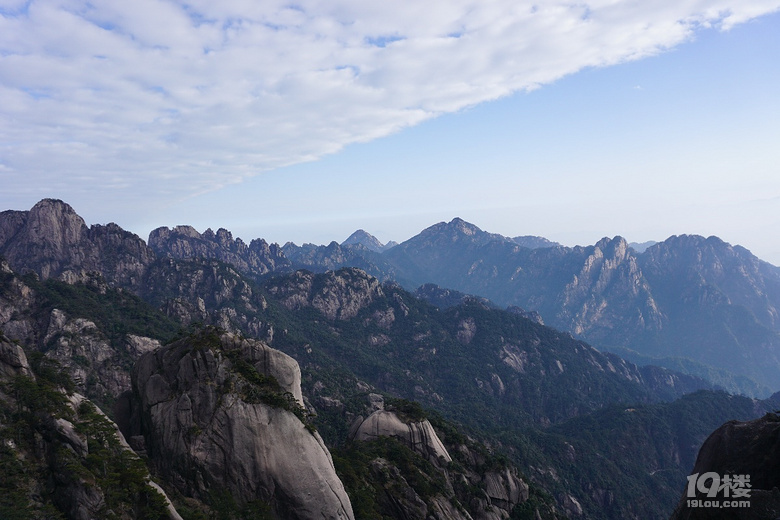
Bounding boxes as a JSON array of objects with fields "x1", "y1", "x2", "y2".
[
  {"x1": 671, "y1": 413, "x2": 780, "y2": 519},
  {"x1": 132, "y1": 328, "x2": 354, "y2": 520},
  {"x1": 350, "y1": 409, "x2": 452, "y2": 464}
]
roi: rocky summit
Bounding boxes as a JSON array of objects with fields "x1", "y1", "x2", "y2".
[{"x1": 0, "y1": 199, "x2": 154, "y2": 288}]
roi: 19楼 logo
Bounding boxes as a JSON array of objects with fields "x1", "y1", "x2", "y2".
[{"x1": 686, "y1": 472, "x2": 751, "y2": 509}]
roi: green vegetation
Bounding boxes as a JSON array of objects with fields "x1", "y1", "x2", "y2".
[
  {"x1": 510, "y1": 484, "x2": 564, "y2": 520},
  {"x1": 204, "y1": 491, "x2": 274, "y2": 520},
  {"x1": 25, "y1": 275, "x2": 182, "y2": 344},
  {"x1": 254, "y1": 269, "x2": 780, "y2": 519},
  {"x1": 385, "y1": 397, "x2": 427, "y2": 423},
  {"x1": 333, "y1": 436, "x2": 452, "y2": 519},
  {"x1": 158, "y1": 486, "x2": 274, "y2": 520},
  {"x1": 75, "y1": 401, "x2": 170, "y2": 519},
  {"x1": 0, "y1": 346, "x2": 169, "y2": 520},
  {"x1": 2, "y1": 243, "x2": 771, "y2": 520},
  {"x1": 228, "y1": 348, "x2": 316, "y2": 432},
  {"x1": 0, "y1": 358, "x2": 72, "y2": 520},
  {"x1": 9, "y1": 273, "x2": 182, "y2": 414}
]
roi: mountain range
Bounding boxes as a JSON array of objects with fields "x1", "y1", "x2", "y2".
[
  {"x1": 148, "y1": 214, "x2": 780, "y2": 396},
  {"x1": 2, "y1": 199, "x2": 780, "y2": 519}
]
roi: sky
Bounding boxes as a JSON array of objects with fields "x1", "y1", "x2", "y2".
[{"x1": 2, "y1": 1, "x2": 780, "y2": 263}]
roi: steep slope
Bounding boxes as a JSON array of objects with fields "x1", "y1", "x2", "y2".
[
  {"x1": 0, "y1": 258, "x2": 356, "y2": 519},
  {"x1": 259, "y1": 268, "x2": 778, "y2": 519},
  {"x1": 383, "y1": 220, "x2": 664, "y2": 346},
  {"x1": 333, "y1": 396, "x2": 563, "y2": 520},
  {"x1": 634, "y1": 235, "x2": 780, "y2": 388},
  {"x1": 8, "y1": 202, "x2": 779, "y2": 393},
  {"x1": 536, "y1": 390, "x2": 780, "y2": 520},
  {"x1": 5, "y1": 200, "x2": 780, "y2": 519},
  {"x1": 262, "y1": 268, "x2": 711, "y2": 430},
  {"x1": 0, "y1": 258, "x2": 181, "y2": 411},
  {"x1": 0, "y1": 335, "x2": 181, "y2": 519}
]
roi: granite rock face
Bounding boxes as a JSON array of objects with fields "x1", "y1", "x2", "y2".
[
  {"x1": 42, "y1": 309, "x2": 133, "y2": 402},
  {"x1": 0, "y1": 336, "x2": 33, "y2": 378},
  {"x1": 349, "y1": 407, "x2": 530, "y2": 519},
  {"x1": 141, "y1": 256, "x2": 273, "y2": 340},
  {"x1": 671, "y1": 413, "x2": 780, "y2": 520},
  {"x1": 132, "y1": 329, "x2": 354, "y2": 519},
  {"x1": 350, "y1": 409, "x2": 452, "y2": 464},
  {"x1": 0, "y1": 262, "x2": 152, "y2": 405}
]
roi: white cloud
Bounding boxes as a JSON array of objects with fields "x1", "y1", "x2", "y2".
[{"x1": 1, "y1": 0, "x2": 779, "y2": 210}]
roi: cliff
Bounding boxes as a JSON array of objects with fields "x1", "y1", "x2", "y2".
[{"x1": 131, "y1": 327, "x2": 354, "y2": 519}]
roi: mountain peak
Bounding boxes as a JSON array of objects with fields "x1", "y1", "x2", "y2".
[
  {"x1": 342, "y1": 229, "x2": 385, "y2": 252},
  {"x1": 416, "y1": 218, "x2": 486, "y2": 241},
  {"x1": 31, "y1": 197, "x2": 78, "y2": 213},
  {"x1": 448, "y1": 217, "x2": 481, "y2": 236},
  {"x1": 29, "y1": 198, "x2": 87, "y2": 231}
]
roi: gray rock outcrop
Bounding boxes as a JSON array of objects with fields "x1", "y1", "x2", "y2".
[
  {"x1": 62, "y1": 393, "x2": 185, "y2": 520},
  {"x1": 671, "y1": 413, "x2": 780, "y2": 519},
  {"x1": 141, "y1": 257, "x2": 273, "y2": 339},
  {"x1": 43, "y1": 309, "x2": 133, "y2": 401},
  {"x1": 267, "y1": 267, "x2": 384, "y2": 320},
  {"x1": 0, "y1": 337, "x2": 182, "y2": 520},
  {"x1": 349, "y1": 407, "x2": 531, "y2": 519},
  {"x1": 350, "y1": 409, "x2": 452, "y2": 464},
  {"x1": 0, "y1": 336, "x2": 33, "y2": 379},
  {"x1": 481, "y1": 468, "x2": 530, "y2": 515},
  {"x1": 132, "y1": 329, "x2": 354, "y2": 519}
]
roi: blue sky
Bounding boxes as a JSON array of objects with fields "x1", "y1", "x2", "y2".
[{"x1": 2, "y1": 1, "x2": 780, "y2": 263}]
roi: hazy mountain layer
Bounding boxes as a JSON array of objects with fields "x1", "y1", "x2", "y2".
[{"x1": 283, "y1": 218, "x2": 780, "y2": 393}]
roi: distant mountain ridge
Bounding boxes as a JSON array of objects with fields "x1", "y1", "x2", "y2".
[
  {"x1": 4, "y1": 201, "x2": 780, "y2": 394},
  {"x1": 377, "y1": 219, "x2": 780, "y2": 393},
  {"x1": 341, "y1": 229, "x2": 398, "y2": 252},
  {"x1": 629, "y1": 240, "x2": 658, "y2": 253},
  {"x1": 148, "y1": 224, "x2": 290, "y2": 278},
  {"x1": 512, "y1": 235, "x2": 562, "y2": 249}
]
